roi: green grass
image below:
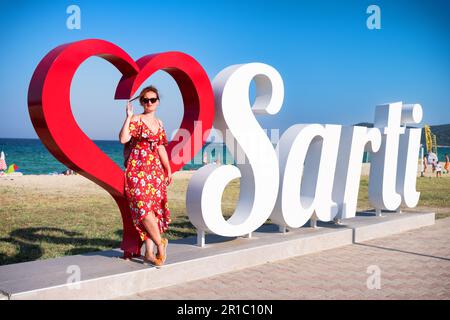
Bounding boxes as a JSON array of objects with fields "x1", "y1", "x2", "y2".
[
  {"x1": 1, "y1": 175, "x2": 449, "y2": 265},
  {"x1": 357, "y1": 176, "x2": 450, "y2": 219}
]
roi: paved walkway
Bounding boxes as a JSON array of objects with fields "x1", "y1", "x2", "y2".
[{"x1": 122, "y1": 217, "x2": 450, "y2": 300}]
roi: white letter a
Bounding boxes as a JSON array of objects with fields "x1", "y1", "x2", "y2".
[{"x1": 366, "y1": 5, "x2": 381, "y2": 30}]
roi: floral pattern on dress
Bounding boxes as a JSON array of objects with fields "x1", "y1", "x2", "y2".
[{"x1": 124, "y1": 116, "x2": 171, "y2": 242}]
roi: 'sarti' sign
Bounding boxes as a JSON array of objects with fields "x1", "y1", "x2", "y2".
[
  {"x1": 28, "y1": 39, "x2": 422, "y2": 256},
  {"x1": 186, "y1": 63, "x2": 422, "y2": 245}
]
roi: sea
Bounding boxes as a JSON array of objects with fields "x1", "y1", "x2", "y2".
[
  {"x1": 1, "y1": 138, "x2": 449, "y2": 175},
  {"x1": 0, "y1": 138, "x2": 234, "y2": 175}
]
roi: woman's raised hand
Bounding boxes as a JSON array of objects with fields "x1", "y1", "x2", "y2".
[{"x1": 126, "y1": 101, "x2": 134, "y2": 118}]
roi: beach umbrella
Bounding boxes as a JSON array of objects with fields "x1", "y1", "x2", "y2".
[
  {"x1": 6, "y1": 164, "x2": 18, "y2": 174},
  {"x1": 0, "y1": 151, "x2": 6, "y2": 171}
]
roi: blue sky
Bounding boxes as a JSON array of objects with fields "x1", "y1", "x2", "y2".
[{"x1": 0, "y1": 0, "x2": 449, "y2": 140}]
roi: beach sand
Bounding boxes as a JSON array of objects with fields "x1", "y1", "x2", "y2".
[
  {"x1": 360, "y1": 162, "x2": 449, "y2": 177},
  {"x1": 0, "y1": 164, "x2": 447, "y2": 194},
  {"x1": 0, "y1": 170, "x2": 196, "y2": 194},
  {"x1": 0, "y1": 165, "x2": 448, "y2": 193}
]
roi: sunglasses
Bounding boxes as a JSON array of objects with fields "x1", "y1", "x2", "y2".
[{"x1": 142, "y1": 97, "x2": 159, "y2": 104}]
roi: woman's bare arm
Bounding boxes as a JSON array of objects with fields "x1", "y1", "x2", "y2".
[
  {"x1": 157, "y1": 120, "x2": 172, "y2": 185},
  {"x1": 119, "y1": 102, "x2": 135, "y2": 144},
  {"x1": 158, "y1": 145, "x2": 172, "y2": 185}
]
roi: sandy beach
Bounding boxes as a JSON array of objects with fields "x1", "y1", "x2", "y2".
[
  {"x1": 0, "y1": 170, "x2": 196, "y2": 193},
  {"x1": 0, "y1": 164, "x2": 447, "y2": 195}
]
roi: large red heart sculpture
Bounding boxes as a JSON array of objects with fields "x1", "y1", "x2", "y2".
[{"x1": 27, "y1": 39, "x2": 214, "y2": 258}]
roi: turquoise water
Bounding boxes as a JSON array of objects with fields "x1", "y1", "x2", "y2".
[
  {"x1": 432, "y1": 146, "x2": 450, "y2": 161},
  {"x1": 362, "y1": 146, "x2": 450, "y2": 163},
  {"x1": 1, "y1": 138, "x2": 448, "y2": 175},
  {"x1": 0, "y1": 138, "x2": 234, "y2": 175}
]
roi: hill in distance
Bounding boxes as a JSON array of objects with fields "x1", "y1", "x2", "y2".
[{"x1": 354, "y1": 123, "x2": 450, "y2": 146}]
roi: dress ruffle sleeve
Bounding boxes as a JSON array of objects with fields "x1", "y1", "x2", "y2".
[
  {"x1": 129, "y1": 121, "x2": 140, "y2": 138},
  {"x1": 157, "y1": 127, "x2": 169, "y2": 146}
]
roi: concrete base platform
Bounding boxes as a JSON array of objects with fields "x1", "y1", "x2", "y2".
[{"x1": 0, "y1": 211, "x2": 435, "y2": 300}]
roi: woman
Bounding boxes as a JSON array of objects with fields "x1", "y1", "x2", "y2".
[
  {"x1": 435, "y1": 160, "x2": 442, "y2": 178},
  {"x1": 119, "y1": 85, "x2": 172, "y2": 267}
]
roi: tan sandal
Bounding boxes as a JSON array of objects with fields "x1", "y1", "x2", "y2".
[
  {"x1": 143, "y1": 252, "x2": 158, "y2": 266},
  {"x1": 143, "y1": 257, "x2": 155, "y2": 266},
  {"x1": 156, "y1": 238, "x2": 168, "y2": 264}
]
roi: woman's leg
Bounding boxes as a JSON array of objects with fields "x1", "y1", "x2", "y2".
[
  {"x1": 144, "y1": 238, "x2": 155, "y2": 259},
  {"x1": 141, "y1": 212, "x2": 165, "y2": 255}
]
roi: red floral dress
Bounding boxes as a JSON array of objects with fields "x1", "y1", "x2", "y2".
[{"x1": 124, "y1": 116, "x2": 171, "y2": 242}]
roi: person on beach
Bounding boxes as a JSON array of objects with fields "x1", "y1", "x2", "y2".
[
  {"x1": 119, "y1": 86, "x2": 172, "y2": 267},
  {"x1": 423, "y1": 154, "x2": 428, "y2": 173},
  {"x1": 445, "y1": 153, "x2": 449, "y2": 174},
  {"x1": 61, "y1": 169, "x2": 76, "y2": 175},
  {"x1": 435, "y1": 160, "x2": 442, "y2": 178}
]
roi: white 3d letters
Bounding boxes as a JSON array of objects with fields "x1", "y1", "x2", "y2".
[
  {"x1": 186, "y1": 62, "x2": 423, "y2": 244},
  {"x1": 186, "y1": 63, "x2": 283, "y2": 237},
  {"x1": 397, "y1": 104, "x2": 423, "y2": 208},
  {"x1": 369, "y1": 102, "x2": 405, "y2": 210},
  {"x1": 271, "y1": 124, "x2": 342, "y2": 228},
  {"x1": 333, "y1": 126, "x2": 381, "y2": 219},
  {"x1": 368, "y1": 103, "x2": 423, "y2": 211}
]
